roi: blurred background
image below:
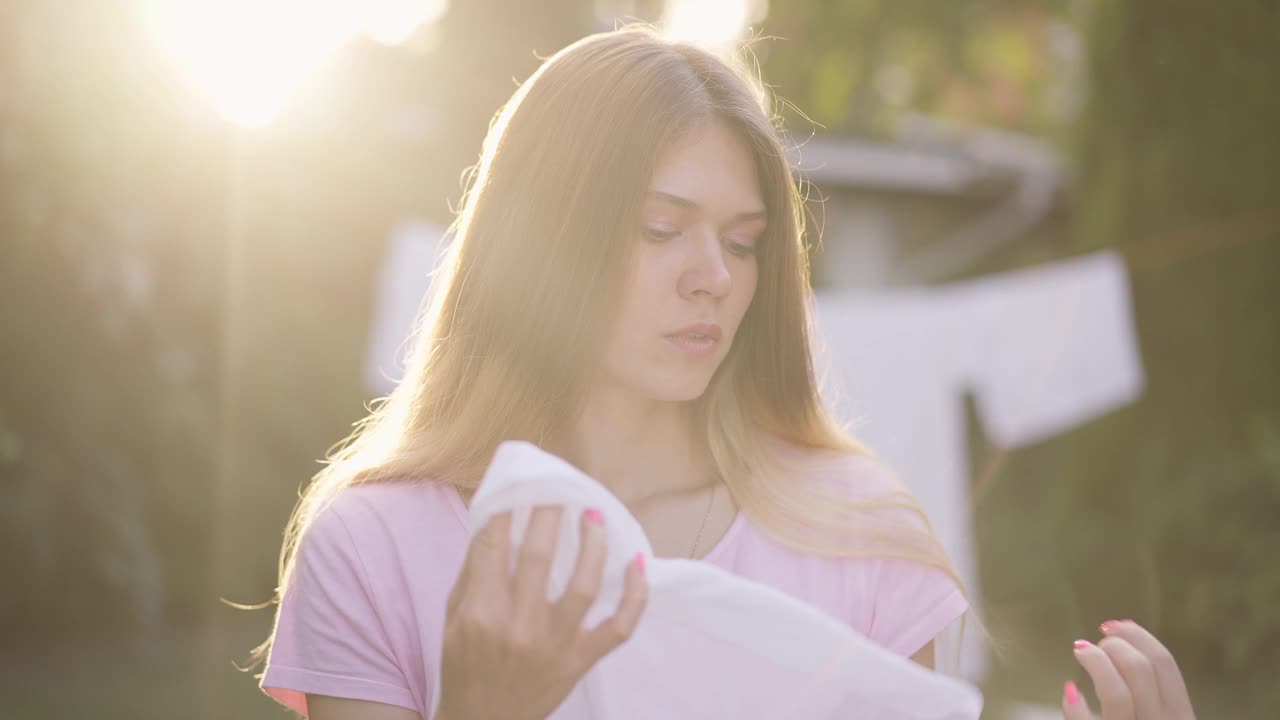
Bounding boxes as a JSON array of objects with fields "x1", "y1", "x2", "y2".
[{"x1": 1, "y1": 0, "x2": 1277, "y2": 717}]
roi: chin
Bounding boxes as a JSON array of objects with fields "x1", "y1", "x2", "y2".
[{"x1": 644, "y1": 372, "x2": 716, "y2": 403}]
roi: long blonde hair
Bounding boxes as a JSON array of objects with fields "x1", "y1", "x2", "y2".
[{"x1": 252, "y1": 25, "x2": 960, "y2": 666}]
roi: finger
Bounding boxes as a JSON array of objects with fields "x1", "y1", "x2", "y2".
[
  {"x1": 1074, "y1": 639, "x2": 1135, "y2": 719},
  {"x1": 463, "y1": 511, "x2": 513, "y2": 595},
  {"x1": 578, "y1": 552, "x2": 649, "y2": 663},
  {"x1": 445, "y1": 560, "x2": 467, "y2": 616},
  {"x1": 552, "y1": 507, "x2": 607, "y2": 634},
  {"x1": 1101, "y1": 621, "x2": 1194, "y2": 719},
  {"x1": 1098, "y1": 636, "x2": 1161, "y2": 719},
  {"x1": 1061, "y1": 680, "x2": 1093, "y2": 720},
  {"x1": 512, "y1": 506, "x2": 563, "y2": 612}
]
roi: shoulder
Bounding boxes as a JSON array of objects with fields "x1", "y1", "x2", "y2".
[
  {"x1": 764, "y1": 436, "x2": 904, "y2": 489},
  {"x1": 267, "y1": 480, "x2": 455, "y2": 717},
  {"x1": 802, "y1": 451, "x2": 967, "y2": 656},
  {"x1": 712, "y1": 443, "x2": 906, "y2": 601},
  {"x1": 284, "y1": 479, "x2": 470, "y2": 651},
  {"x1": 748, "y1": 440, "x2": 967, "y2": 656},
  {"x1": 772, "y1": 442, "x2": 954, "y2": 579},
  {"x1": 765, "y1": 439, "x2": 928, "y2": 534},
  {"x1": 308, "y1": 479, "x2": 462, "y2": 539},
  {"x1": 295, "y1": 479, "x2": 469, "y2": 582},
  {"x1": 795, "y1": 446, "x2": 909, "y2": 497}
]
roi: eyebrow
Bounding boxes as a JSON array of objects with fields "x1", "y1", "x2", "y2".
[{"x1": 645, "y1": 191, "x2": 768, "y2": 224}]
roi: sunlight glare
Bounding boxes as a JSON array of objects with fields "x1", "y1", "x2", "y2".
[
  {"x1": 663, "y1": 0, "x2": 751, "y2": 50},
  {"x1": 361, "y1": 0, "x2": 448, "y2": 46},
  {"x1": 145, "y1": 0, "x2": 447, "y2": 127}
]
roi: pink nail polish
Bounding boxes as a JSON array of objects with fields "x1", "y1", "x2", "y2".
[
  {"x1": 1064, "y1": 681, "x2": 1080, "y2": 706},
  {"x1": 634, "y1": 552, "x2": 646, "y2": 575},
  {"x1": 584, "y1": 508, "x2": 604, "y2": 525},
  {"x1": 1073, "y1": 639, "x2": 1090, "y2": 650},
  {"x1": 1099, "y1": 620, "x2": 1118, "y2": 633}
]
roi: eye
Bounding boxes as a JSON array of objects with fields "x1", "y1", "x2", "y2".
[
  {"x1": 643, "y1": 226, "x2": 680, "y2": 243},
  {"x1": 726, "y1": 237, "x2": 758, "y2": 258}
]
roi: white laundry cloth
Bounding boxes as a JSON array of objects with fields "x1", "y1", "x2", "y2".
[
  {"x1": 364, "y1": 217, "x2": 446, "y2": 395},
  {"x1": 814, "y1": 249, "x2": 1145, "y2": 678},
  {"x1": 428, "y1": 441, "x2": 984, "y2": 720},
  {"x1": 952, "y1": 251, "x2": 1145, "y2": 448}
]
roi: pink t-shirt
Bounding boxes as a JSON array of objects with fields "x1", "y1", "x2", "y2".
[{"x1": 261, "y1": 454, "x2": 967, "y2": 718}]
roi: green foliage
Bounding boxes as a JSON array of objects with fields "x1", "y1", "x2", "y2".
[
  {"x1": 0, "y1": 2, "x2": 384, "y2": 641},
  {"x1": 2, "y1": 1, "x2": 1277, "y2": 716},
  {"x1": 976, "y1": 0, "x2": 1280, "y2": 714},
  {"x1": 0, "y1": 0, "x2": 597, "y2": 662},
  {"x1": 761, "y1": 0, "x2": 1075, "y2": 138}
]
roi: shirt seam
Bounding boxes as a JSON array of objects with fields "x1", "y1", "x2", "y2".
[
  {"x1": 888, "y1": 586, "x2": 967, "y2": 658},
  {"x1": 265, "y1": 662, "x2": 415, "y2": 694},
  {"x1": 329, "y1": 502, "x2": 419, "y2": 699}
]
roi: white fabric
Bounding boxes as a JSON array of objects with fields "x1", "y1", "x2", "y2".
[
  {"x1": 813, "y1": 250, "x2": 1144, "y2": 678},
  {"x1": 428, "y1": 441, "x2": 984, "y2": 720},
  {"x1": 364, "y1": 218, "x2": 445, "y2": 395},
  {"x1": 361, "y1": 224, "x2": 1144, "y2": 686}
]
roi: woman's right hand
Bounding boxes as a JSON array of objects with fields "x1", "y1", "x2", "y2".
[{"x1": 434, "y1": 506, "x2": 649, "y2": 720}]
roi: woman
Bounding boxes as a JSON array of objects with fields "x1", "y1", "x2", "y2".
[{"x1": 254, "y1": 27, "x2": 1195, "y2": 720}]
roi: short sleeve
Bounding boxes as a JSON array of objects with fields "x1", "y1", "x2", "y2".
[
  {"x1": 261, "y1": 503, "x2": 417, "y2": 716},
  {"x1": 866, "y1": 556, "x2": 968, "y2": 658},
  {"x1": 807, "y1": 449, "x2": 970, "y2": 659}
]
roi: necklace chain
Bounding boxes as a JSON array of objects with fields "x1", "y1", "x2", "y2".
[{"x1": 689, "y1": 483, "x2": 716, "y2": 559}]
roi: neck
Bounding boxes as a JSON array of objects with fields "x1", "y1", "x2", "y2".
[{"x1": 548, "y1": 384, "x2": 715, "y2": 507}]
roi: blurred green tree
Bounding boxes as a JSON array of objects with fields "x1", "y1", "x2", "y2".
[
  {"x1": 972, "y1": 1, "x2": 1280, "y2": 715},
  {"x1": 0, "y1": 0, "x2": 595, "y2": 653},
  {"x1": 760, "y1": 1, "x2": 1279, "y2": 714},
  {"x1": 1073, "y1": 0, "x2": 1280, "y2": 708},
  {"x1": 761, "y1": 0, "x2": 1076, "y2": 138}
]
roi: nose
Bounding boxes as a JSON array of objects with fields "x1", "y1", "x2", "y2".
[{"x1": 677, "y1": 228, "x2": 733, "y2": 300}]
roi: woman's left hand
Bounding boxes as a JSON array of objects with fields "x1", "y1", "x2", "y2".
[{"x1": 1062, "y1": 620, "x2": 1196, "y2": 720}]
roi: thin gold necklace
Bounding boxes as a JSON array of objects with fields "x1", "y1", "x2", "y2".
[{"x1": 689, "y1": 483, "x2": 716, "y2": 559}]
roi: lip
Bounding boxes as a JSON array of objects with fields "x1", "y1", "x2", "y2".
[
  {"x1": 663, "y1": 323, "x2": 723, "y2": 359},
  {"x1": 664, "y1": 323, "x2": 723, "y2": 342}
]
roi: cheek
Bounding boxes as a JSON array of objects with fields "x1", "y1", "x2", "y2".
[
  {"x1": 608, "y1": 265, "x2": 664, "y2": 349},
  {"x1": 619, "y1": 256, "x2": 669, "y2": 314},
  {"x1": 732, "y1": 263, "x2": 759, "y2": 319}
]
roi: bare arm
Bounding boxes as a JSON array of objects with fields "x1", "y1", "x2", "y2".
[
  {"x1": 307, "y1": 694, "x2": 423, "y2": 720},
  {"x1": 909, "y1": 640, "x2": 935, "y2": 670},
  {"x1": 307, "y1": 693, "x2": 482, "y2": 720}
]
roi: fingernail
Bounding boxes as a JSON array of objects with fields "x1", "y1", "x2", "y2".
[
  {"x1": 1064, "y1": 681, "x2": 1080, "y2": 706},
  {"x1": 1099, "y1": 620, "x2": 1118, "y2": 633},
  {"x1": 1073, "y1": 639, "x2": 1091, "y2": 650},
  {"x1": 584, "y1": 508, "x2": 604, "y2": 526},
  {"x1": 633, "y1": 552, "x2": 646, "y2": 575}
]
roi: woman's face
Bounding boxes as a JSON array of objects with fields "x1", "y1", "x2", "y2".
[{"x1": 598, "y1": 119, "x2": 765, "y2": 403}]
